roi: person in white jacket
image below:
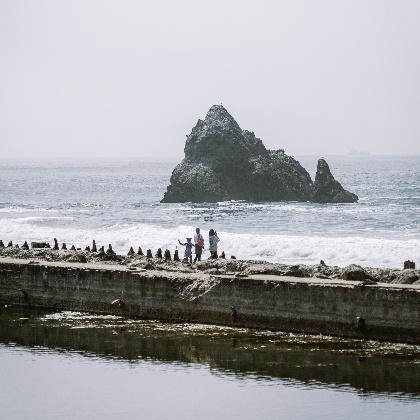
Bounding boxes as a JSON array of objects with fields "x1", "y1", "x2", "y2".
[{"x1": 208, "y1": 229, "x2": 219, "y2": 259}]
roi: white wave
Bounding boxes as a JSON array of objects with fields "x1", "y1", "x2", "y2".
[
  {"x1": 0, "y1": 206, "x2": 59, "y2": 214},
  {"x1": 11, "y1": 216, "x2": 75, "y2": 223},
  {"x1": 0, "y1": 218, "x2": 418, "y2": 269},
  {"x1": 69, "y1": 202, "x2": 108, "y2": 209}
]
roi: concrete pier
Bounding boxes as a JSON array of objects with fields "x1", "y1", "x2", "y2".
[{"x1": 0, "y1": 257, "x2": 419, "y2": 343}]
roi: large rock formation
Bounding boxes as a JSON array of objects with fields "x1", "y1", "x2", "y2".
[
  {"x1": 162, "y1": 105, "x2": 358, "y2": 203},
  {"x1": 312, "y1": 159, "x2": 358, "y2": 203}
]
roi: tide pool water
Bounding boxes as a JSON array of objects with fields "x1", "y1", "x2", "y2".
[
  {"x1": 0, "y1": 155, "x2": 418, "y2": 267},
  {"x1": 1, "y1": 308, "x2": 420, "y2": 420}
]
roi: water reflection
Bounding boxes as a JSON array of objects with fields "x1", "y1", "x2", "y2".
[{"x1": 1, "y1": 308, "x2": 420, "y2": 398}]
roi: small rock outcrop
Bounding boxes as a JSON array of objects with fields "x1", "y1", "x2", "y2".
[
  {"x1": 342, "y1": 264, "x2": 371, "y2": 281},
  {"x1": 162, "y1": 105, "x2": 357, "y2": 203},
  {"x1": 66, "y1": 253, "x2": 87, "y2": 263},
  {"x1": 391, "y1": 270, "x2": 419, "y2": 284},
  {"x1": 312, "y1": 159, "x2": 358, "y2": 203}
]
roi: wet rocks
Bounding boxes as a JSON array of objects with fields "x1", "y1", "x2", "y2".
[
  {"x1": 137, "y1": 247, "x2": 143, "y2": 256},
  {"x1": 341, "y1": 264, "x2": 371, "y2": 281},
  {"x1": 127, "y1": 247, "x2": 135, "y2": 256},
  {"x1": 53, "y1": 238, "x2": 59, "y2": 251},
  {"x1": 0, "y1": 240, "x2": 4, "y2": 248},
  {"x1": 7, "y1": 241, "x2": 13, "y2": 247},
  {"x1": 61, "y1": 243, "x2": 67, "y2": 250},
  {"x1": 92, "y1": 240, "x2": 97, "y2": 253},
  {"x1": 391, "y1": 270, "x2": 419, "y2": 284},
  {"x1": 65, "y1": 253, "x2": 88, "y2": 263},
  {"x1": 284, "y1": 264, "x2": 314, "y2": 278},
  {"x1": 312, "y1": 159, "x2": 358, "y2": 203},
  {"x1": 162, "y1": 105, "x2": 357, "y2": 203},
  {"x1": 0, "y1": 237, "x2": 418, "y2": 285}
]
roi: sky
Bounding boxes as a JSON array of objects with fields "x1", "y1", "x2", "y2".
[{"x1": 0, "y1": 0, "x2": 419, "y2": 160}]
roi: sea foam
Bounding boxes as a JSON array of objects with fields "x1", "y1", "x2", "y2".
[{"x1": 0, "y1": 218, "x2": 418, "y2": 269}]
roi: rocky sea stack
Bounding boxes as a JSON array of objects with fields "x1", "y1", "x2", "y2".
[{"x1": 162, "y1": 105, "x2": 358, "y2": 203}]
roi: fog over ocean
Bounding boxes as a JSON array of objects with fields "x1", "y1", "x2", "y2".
[{"x1": 0, "y1": 155, "x2": 418, "y2": 268}]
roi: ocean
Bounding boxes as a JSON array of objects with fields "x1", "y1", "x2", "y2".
[
  {"x1": 0, "y1": 155, "x2": 419, "y2": 268},
  {"x1": 1, "y1": 156, "x2": 420, "y2": 420}
]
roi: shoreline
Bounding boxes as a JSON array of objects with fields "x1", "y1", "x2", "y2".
[
  {"x1": 0, "y1": 244, "x2": 418, "y2": 284},
  {"x1": 0, "y1": 249, "x2": 419, "y2": 344}
]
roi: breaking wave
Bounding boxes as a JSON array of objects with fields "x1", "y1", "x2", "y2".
[{"x1": 0, "y1": 218, "x2": 418, "y2": 268}]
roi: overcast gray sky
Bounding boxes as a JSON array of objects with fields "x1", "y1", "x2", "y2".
[{"x1": 0, "y1": 0, "x2": 419, "y2": 159}]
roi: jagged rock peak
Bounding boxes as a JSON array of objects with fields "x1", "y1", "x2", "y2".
[
  {"x1": 313, "y1": 159, "x2": 358, "y2": 203},
  {"x1": 187, "y1": 105, "x2": 241, "y2": 143},
  {"x1": 205, "y1": 104, "x2": 241, "y2": 131},
  {"x1": 184, "y1": 104, "x2": 266, "y2": 163}
]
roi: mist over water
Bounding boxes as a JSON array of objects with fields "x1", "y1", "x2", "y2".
[{"x1": 0, "y1": 155, "x2": 418, "y2": 267}]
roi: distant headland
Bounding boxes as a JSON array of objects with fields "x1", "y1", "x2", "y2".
[{"x1": 162, "y1": 105, "x2": 358, "y2": 203}]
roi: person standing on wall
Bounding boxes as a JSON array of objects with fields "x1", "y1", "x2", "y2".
[
  {"x1": 209, "y1": 229, "x2": 220, "y2": 259},
  {"x1": 194, "y1": 227, "x2": 204, "y2": 262}
]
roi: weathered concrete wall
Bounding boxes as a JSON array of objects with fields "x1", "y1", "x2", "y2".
[{"x1": 0, "y1": 257, "x2": 419, "y2": 343}]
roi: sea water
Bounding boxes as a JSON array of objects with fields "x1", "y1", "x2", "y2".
[
  {"x1": 1, "y1": 156, "x2": 420, "y2": 419},
  {"x1": 0, "y1": 155, "x2": 418, "y2": 267}
]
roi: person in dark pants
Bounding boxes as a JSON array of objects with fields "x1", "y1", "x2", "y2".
[
  {"x1": 194, "y1": 227, "x2": 204, "y2": 262},
  {"x1": 208, "y1": 229, "x2": 220, "y2": 259}
]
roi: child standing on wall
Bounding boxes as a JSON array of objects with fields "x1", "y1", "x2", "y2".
[{"x1": 178, "y1": 238, "x2": 193, "y2": 264}]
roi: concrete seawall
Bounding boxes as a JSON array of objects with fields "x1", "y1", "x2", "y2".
[{"x1": 1, "y1": 257, "x2": 419, "y2": 343}]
